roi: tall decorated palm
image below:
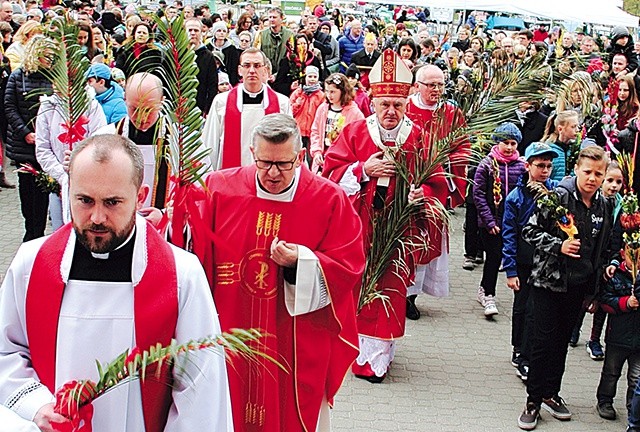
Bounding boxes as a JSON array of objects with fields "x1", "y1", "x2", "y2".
[{"x1": 151, "y1": 14, "x2": 214, "y2": 257}]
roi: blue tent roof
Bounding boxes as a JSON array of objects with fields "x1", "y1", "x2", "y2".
[{"x1": 486, "y1": 15, "x2": 526, "y2": 30}]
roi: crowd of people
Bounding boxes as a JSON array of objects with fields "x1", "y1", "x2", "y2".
[{"x1": 0, "y1": 0, "x2": 640, "y2": 431}]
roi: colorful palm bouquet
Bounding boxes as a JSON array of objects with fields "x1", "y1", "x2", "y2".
[
  {"x1": 15, "y1": 163, "x2": 60, "y2": 195},
  {"x1": 533, "y1": 183, "x2": 578, "y2": 240},
  {"x1": 52, "y1": 329, "x2": 275, "y2": 431},
  {"x1": 618, "y1": 152, "x2": 640, "y2": 286},
  {"x1": 602, "y1": 80, "x2": 619, "y2": 151}
]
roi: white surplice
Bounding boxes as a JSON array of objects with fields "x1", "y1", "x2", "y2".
[{"x1": 0, "y1": 216, "x2": 234, "y2": 431}]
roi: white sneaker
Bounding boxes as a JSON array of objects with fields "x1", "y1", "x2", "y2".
[
  {"x1": 477, "y1": 286, "x2": 486, "y2": 306},
  {"x1": 484, "y1": 295, "x2": 499, "y2": 316}
]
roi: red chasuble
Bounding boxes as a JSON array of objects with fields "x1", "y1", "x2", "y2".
[
  {"x1": 25, "y1": 223, "x2": 178, "y2": 432},
  {"x1": 406, "y1": 99, "x2": 469, "y2": 208},
  {"x1": 200, "y1": 165, "x2": 364, "y2": 432},
  {"x1": 222, "y1": 86, "x2": 281, "y2": 169},
  {"x1": 322, "y1": 117, "x2": 449, "y2": 340}
]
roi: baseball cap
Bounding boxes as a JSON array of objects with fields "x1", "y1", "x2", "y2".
[
  {"x1": 524, "y1": 142, "x2": 559, "y2": 161},
  {"x1": 86, "y1": 63, "x2": 112, "y2": 81}
]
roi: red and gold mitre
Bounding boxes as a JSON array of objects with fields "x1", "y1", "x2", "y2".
[{"x1": 369, "y1": 48, "x2": 412, "y2": 98}]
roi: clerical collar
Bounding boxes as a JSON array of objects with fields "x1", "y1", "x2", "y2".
[
  {"x1": 378, "y1": 120, "x2": 404, "y2": 142},
  {"x1": 91, "y1": 228, "x2": 136, "y2": 260},
  {"x1": 69, "y1": 228, "x2": 136, "y2": 282},
  {"x1": 243, "y1": 84, "x2": 265, "y2": 98},
  {"x1": 415, "y1": 93, "x2": 438, "y2": 110},
  {"x1": 255, "y1": 166, "x2": 301, "y2": 203}
]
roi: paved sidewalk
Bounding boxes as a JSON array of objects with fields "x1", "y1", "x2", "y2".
[{"x1": 0, "y1": 170, "x2": 627, "y2": 431}]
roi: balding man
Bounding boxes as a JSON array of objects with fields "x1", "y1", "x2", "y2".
[
  {"x1": 0, "y1": 2, "x2": 18, "y2": 33},
  {"x1": 404, "y1": 64, "x2": 469, "y2": 319},
  {"x1": 98, "y1": 73, "x2": 175, "y2": 208}
]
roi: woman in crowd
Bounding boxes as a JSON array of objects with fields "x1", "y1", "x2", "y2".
[
  {"x1": 273, "y1": 33, "x2": 322, "y2": 97},
  {"x1": 5, "y1": 20, "x2": 41, "y2": 71},
  {"x1": 320, "y1": 21, "x2": 340, "y2": 74},
  {"x1": 3, "y1": 35, "x2": 52, "y2": 241},
  {"x1": 115, "y1": 22, "x2": 163, "y2": 78},
  {"x1": 91, "y1": 23, "x2": 107, "y2": 56},
  {"x1": 396, "y1": 37, "x2": 418, "y2": 68},
  {"x1": 124, "y1": 14, "x2": 141, "y2": 38},
  {"x1": 469, "y1": 35, "x2": 485, "y2": 54},
  {"x1": 78, "y1": 21, "x2": 100, "y2": 60},
  {"x1": 229, "y1": 12, "x2": 254, "y2": 47},
  {"x1": 616, "y1": 74, "x2": 639, "y2": 131},
  {"x1": 460, "y1": 48, "x2": 480, "y2": 70},
  {"x1": 208, "y1": 20, "x2": 240, "y2": 86}
]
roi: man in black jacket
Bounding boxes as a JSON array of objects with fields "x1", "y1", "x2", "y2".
[
  {"x1": 350, "y1": 33, "x2": 380, "y2": 89},
  {"x1": 306, "y1": 16, "x2": 331, "y2": 68},
  {"x1": 186, "y1": 18, "x2": 218, "y2": 115}
]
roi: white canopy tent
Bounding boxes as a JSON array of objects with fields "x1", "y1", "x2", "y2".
[{"x1": 365, "y1": 0, "x2": 638, "y2": 28}]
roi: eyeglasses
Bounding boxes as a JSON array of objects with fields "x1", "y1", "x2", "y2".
[
  {"x1": 240, "y1": 62, "x2": 265, "y2": 70},
  {"x1": 255, "y1": 157, "x2": 297, "y2": 171},
  {"x1": 531, "y1": 163, "x2": 553, "y2": 170},
  {"x1": 417, "y1": 81, "x2": 445, "y2": 90}
]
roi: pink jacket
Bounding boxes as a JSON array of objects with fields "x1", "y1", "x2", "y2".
[
  {"x1": 310, "y1": 101, "x2": 364, "y2": 160},
  {"x1": 290, "y1": 87, "x2": 325, "y2": 137}
]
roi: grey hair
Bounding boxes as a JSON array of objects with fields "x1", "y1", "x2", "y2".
[
  {"x1": 70, "y1": 134, "x2": 145, "y2": 189},
  {"x1": 252, "y1": 114, "x2": 301, "y2": 152}
]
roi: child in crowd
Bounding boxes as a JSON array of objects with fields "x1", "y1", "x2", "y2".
[
  {"x1": 217, "y1": 72, "x2": 231, "y2": 93},
  {"x1": 473, "y1": 123, "x2": 526, "y2": 316},
  {"x1": 518, "y1": 146, "x2": 613, "y2": 431},
  {"x1": 345, "y1": 64, "x2": 372, "y2": 117},
  {"x1": 310, "y1": 73, "x2": 364, "y2": 173},
  {"x1": 596, "y1": 234, "x2": 640, "y2": 422},
  {"x1": 571, "y1": 161, "x2": 624, "y2": 357},
  {"x1": 503, "y1": 142, "x2": 559, "y2": 382},
  {"x1": 544, "y1": 110, "x2": 580, "y2": 182},
  {"x1": 462, "y1": 161, "x2": 484, "y2": 271},
  {"x1": 290, "y1": 66, "x2": 325, "y2": 162}
]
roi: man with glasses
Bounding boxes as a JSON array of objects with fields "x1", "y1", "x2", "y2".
[
  {"x1": 323, "y1": 50, "x2": 448, "y2": 383},
  {"x1": 404, "y1": 64, "x2": 469, "y2": 319},
  {"x1": 203, "y1": 48, "x2": 290, "y2": 170},
  {"x1": 199, "y1": 113, "x2": 364, "y2": 431}
]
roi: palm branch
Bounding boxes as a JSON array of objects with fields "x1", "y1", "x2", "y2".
[
  {"x1": 54, "y1": 328, "x2": 282, "y2": 420},
  {"x1": 41, "y1": 14, "x2": 92, "y2": 149},
  {"x1": 151, "y1": 15, "x2": 213, "y2": 253}
]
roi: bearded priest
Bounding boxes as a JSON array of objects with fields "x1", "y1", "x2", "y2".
[
  {"x1": 322, "y1": 49, "x2": 449, "y2": 383},
  {"x1": 0, "y1": 135, "x2": 233, "y2": 431}
]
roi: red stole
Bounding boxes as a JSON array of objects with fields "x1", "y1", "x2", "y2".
[
  {"x1": 26, "y1": 223, "x2": 178, "y2": 432},
  {"x1": 200, "y1": 165, "x2": 362, "y2": 432},
  {"x1": 222, "y1": 86, "x2": 281, "y2": 169}
]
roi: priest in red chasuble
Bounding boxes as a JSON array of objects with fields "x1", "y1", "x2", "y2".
[
  {"x1": 404, "y1": 64, "x2": 470, "y2": 320},
  {"x1": 199, "y1": 114, "x2": 365, "y2": 431},
  {"x1": 322, "y1": 50, "x2": 449, "y2": 383}
]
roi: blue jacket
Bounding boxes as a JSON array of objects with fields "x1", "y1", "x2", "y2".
[
  {"x1": 338, "y1": 33, "x2": 364, "y2": 71},
  {"x1": 599, "y1": 267, "x2": 640, "y2": 350},
  {"x1": 502, "y1": 175, "x2": 558, "y2": 277},
  {"x1": 95, "y1": 82, "x2": 127, "y2": 125},
  {"x1": 548, "y1": 140, "x2": 572, "y2": 182}
]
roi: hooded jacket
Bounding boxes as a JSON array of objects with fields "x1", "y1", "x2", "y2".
[
  {"x1": 522, "y1": 177, "x2": 613, "y2": 293},
  {"x1": 607, "y1": 26, "x2": 638, "y2": 74},
  {"x1": 95, "y1": 82, "x2": 127, "y2": 125},
  {"x1": 599, "y1": 266, "x2": 640, "y2": 350}
]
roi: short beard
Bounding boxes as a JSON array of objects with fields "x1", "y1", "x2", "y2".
[{"x1": 74, "y1": 215, "x2": 136, "y2": 254}]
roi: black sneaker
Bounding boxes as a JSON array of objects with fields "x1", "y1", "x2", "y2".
[
  {"x1": 542, "y1": 395, "x2": 572, "y2": 420},
  {"x1": 518, "y1": 402, "x2": 540, "y2": 430},
  {"x1": 511, "y1": 349, "x2": 521, "y2": 367},
  {"x1": 406, "y1": 295, "x2": 420, "y2": 320},
  {"x1": 597, "y1": 401, "x2": 617, "y2": 420},
  {"x1": 569, "y1": 328, "x2": 580, "y2": 347},
  {"x1": 516, "y1": 363, "x2": 529, "y2": 382}
]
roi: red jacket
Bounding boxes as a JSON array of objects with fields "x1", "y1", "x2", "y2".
[{"x1": 289, "y1": 87, "x2": 325, "y2": 136}]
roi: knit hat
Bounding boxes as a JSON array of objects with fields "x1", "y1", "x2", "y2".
[
  {"x1": 111, "y1": 67, "x2": 125, "y2": 82},
  {"x1": 492, "y1": 122, "x2": 522, "y2": 144},
  {"x1": 305, "y1": 65, "x2": 319, "y2": 77},
  {"x1": 211, "y1": 21, "x2": 228, "y2": 35},
  {"x1": 319, "y1": 20, "x2": 331, "y2": 31},
  {"x1": 611, "y1": 25, "x2": 630, "y2": 40},
  {"x1": 218, "y1": 72, "x2": 230, "y2": 84},
  {"x1": 345, "y1": 63, "x2": 360, "y2": 79}
]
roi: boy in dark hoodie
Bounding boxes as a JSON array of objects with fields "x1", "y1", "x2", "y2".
[
  {"x1": 607, "y1": 26, "x2": 638, "y2": 79},
  {"x1": 502, "y1": 142, "x2": 559, "y2": 383},
  {"x1": 517, "y1": 145, "x2": 613, "y2": 430}
]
